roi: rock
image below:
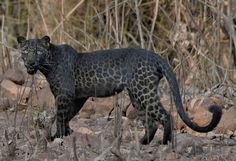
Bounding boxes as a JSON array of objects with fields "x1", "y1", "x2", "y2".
[
  {"x1": 165, "y1": 151, "x2": 179, "y2": 160},
  {"x1": 1, "y1": 79, "x2": 18, "y2": 99},
  {"x1": 34, "y1": 74, "x2": 48, "y2": 89},
  {"x1": 161, "y1": 98, "x2": 186, "y2": 131},
  {"x1": 215, "y1": 107, "x2": 236, "y2": 133},
  {"x1": 1, "y1": 79, "x2": 31, "y2": 106},
  {"x1": 78, "y1": 127, "x2": 93, "y2": 135},
  {"x1": 90, "y1": 97, "x2": 114, "y2": 118},
  {"x1": 3, "y1": 68, "x2": 25, "y2": 85},
  {"x1": 1, "y1": 127, "x2": 17, "y2": 158},
  {"x1": 33, "y1": 110, "x2": 56, "y2": 141},
  {"x1": 126, "y1": 105, "x2": 137, "y2": 120},
  {"x1": 170, "y1": 108, "x2": 187, "y2": 132},
  {"x1": 175, "y1": 133, "x2": 206, "y2": 156},
  {"x1": 0, "y1": 97, "x2": 10, "y2": 111},
  {"x1": 90, "y1": 92, "x2": 130, "y2": 118},
  {"x1": 79, "y1": 111, "x2": 94, "y2": 119},
  {"x1": 80, "y1": 95, "x2": 126, "y2": 119},
  {"x1": 210, "y1": 96, "x2": 225, "y2": 106},
  {"x1": 53, "y1": 138, "x2": 64, "y2": 146},
  {"x1": 29, "y1": 85, "x2": 55, "y2": 109},
  {"x1": 79, "y1": 99, "x2": 95, "y2": 119},
  {"x1": 207, "y1": 131, "x2": 224, "y2": 139},
  {"x1": 94, "y1": 97, "x2": 115, "y2": 113},
  {"x1": 226, "y1": 130, "x2": 234, "y2": 136},
  {"x1": 187, "y1": 96, "x2": 224, "y2": 136},
  {"x1": 189, "y1": 96, "x2": 224, "y2": 113}
]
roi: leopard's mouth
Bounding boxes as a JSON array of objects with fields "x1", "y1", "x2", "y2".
[{"x1": 26, "y1": 67, "x2": 38, "y2": 75}]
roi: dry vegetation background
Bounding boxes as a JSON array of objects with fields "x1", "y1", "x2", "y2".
[
  {"x1": 0, "y1": 0, "x2": 236, "y2": 161},
  {"x1": 0, "y1": 0, "x2": 236, "y2": 88}
]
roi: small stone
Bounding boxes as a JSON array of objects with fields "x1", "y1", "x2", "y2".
[
  {"x1": 226, "y1": 130, "x2": 234, "y2": 135},
  {"x1": 126, "y1": 105, "x2": 137, "y2": 120},
  {"x1": 29, "y1": 131, "x2": 36, "y2": 139},
  {"x1": 53, "y1": 138, "x2": 63, "y2": 146},
  {"x1": 207, "y1": 131, "x2": 216, "y2": 139},
  {"x1": 78, "y1": 127, "x2": 93, "y2": 135},
  {"x1": 207, "y1": 132, "x2": 224, "y2": 139},
  {"x1": 165, "y1": 151, "x2": 179, "y2": 160}
]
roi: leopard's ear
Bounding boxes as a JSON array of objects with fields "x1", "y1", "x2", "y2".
[
  {"x1": 17, "y1": 36, "x2": 26, "y2": 44},
  {"x1": 41, "y1": 35, "x2": 50, "y2": 44}
]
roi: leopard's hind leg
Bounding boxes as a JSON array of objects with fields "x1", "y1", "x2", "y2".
[
  {"x1": 128, "y1": 87, "x2": 172, "y2": 145},
  {"x1": 128, "y1": 89, "x2": 158, "y2": 145},
  {"x1": 140, "y1": 98, "x2": 172, "y2": 145},
  {"x1": 155, "y1": 101, "x2": 172, "y2": 144},
  {"x1": 139, "y1": 116, "x2": 158, "y2": 145}
]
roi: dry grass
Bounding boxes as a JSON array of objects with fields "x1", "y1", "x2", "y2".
[{"x1": 0, "y1": 0, "x2": 235, "y2": 91}]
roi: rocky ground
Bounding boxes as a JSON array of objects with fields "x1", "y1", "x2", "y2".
[{"x1": 0, "y1": 67, "x2": 236, "y2": 161}]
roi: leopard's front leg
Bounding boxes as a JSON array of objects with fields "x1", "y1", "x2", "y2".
[{"x1": 51, "y1": 93, "x2": 74, "y2": 140}]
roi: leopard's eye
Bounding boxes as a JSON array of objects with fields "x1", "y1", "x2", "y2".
[{"x1": 37, "y1": 51, "x2": 43, "y2": 55}]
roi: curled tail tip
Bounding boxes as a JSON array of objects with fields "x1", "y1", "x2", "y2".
[
  {"x1": 208, "y1": 105, "x2": 223, "y2": 116},
  {"x1": 208, "y1": 104, "x2": 223, "y2": 131}
]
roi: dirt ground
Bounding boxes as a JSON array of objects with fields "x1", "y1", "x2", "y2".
[{"x1": 0, "y1": 108, "x2": 235, "y2": 161}]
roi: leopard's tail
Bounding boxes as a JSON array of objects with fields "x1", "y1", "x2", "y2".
[{"x1": 160, "y1": 59, "x2": 222, "y2": 132}]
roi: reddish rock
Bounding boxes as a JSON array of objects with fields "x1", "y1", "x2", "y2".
[
  {"x1": 78, "y1": 127, "x2": 93, "y2": 135},
  {"x1": 79, "y1": 111, "x2": 94, "y2": 119},
  {"x1": 126, "y1": 105, "x2": 137, "y2": 120},
  {"x1": 161, "y1": 98, "x2": 187, "y2": 131},
  {"x1": 89, "y1": 97, "x2": 114, "y2": 118},
  {"x1": 215, "y1": 107, "x2": 236, "y2": 133},
  {"x1": 79, "y1": 99, "x2": 96, "y2": 119},
  {"x1": 188, "y1": 96, "x2": 224, "y2": 126},
  {"x1": 3, "y1": 68, "x2": 25, "y2": 85},
  {"x1": 90, "y1": 93, "x2": 130, "y2": 118},
  {"x1": 160, "y1": 96, "x2": 224, "y2": 134},
  {"x1": 29, "y1": 85, "x2": 55, "y2": 109},
  {"x1": 171, "y1": 110, "x2": 187, "y2": 131},
  {"x1": 1, "y1": 79, "x2": 31, "y2": 106},
  {"x1": 79, "y1": 93, "x2": 131, "y2": 119},
  {"x1": 186, "y1": 96, "x2": 224, "y2": 136}
]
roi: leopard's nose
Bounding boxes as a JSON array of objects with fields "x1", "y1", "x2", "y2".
[
  {"x1": 25, "y1": 62, "x2": 36, "y2": 69},
  {"x1": 27, "y1": 61, "x2": 36, "y2": 67}
]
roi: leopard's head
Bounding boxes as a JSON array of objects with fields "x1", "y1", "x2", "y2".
[{"x1": 17, "y1": 36, "x2": 51, "y2": 75}]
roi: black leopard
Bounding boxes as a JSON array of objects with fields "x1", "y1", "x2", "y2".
[{"x1": 17, "y1": 36, "x2": 222, "y2": 145}]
